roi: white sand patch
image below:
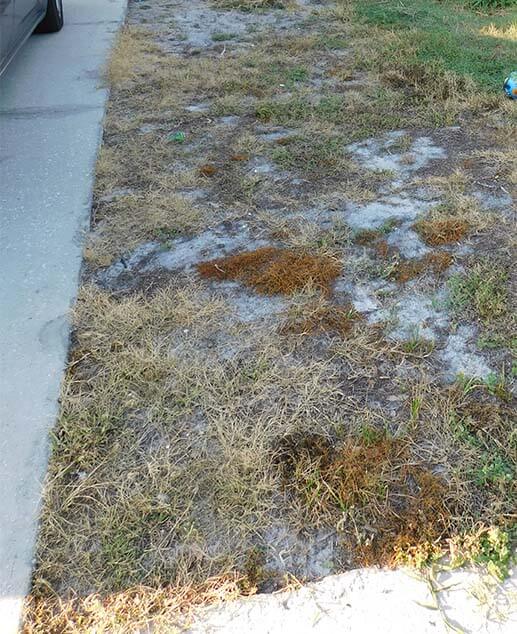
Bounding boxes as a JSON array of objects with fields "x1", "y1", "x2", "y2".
[
  {"x1": 389, "y1": 292, "x2": 448, "y2": 342},
  {"x1": 132, "y1": 0, "x2": 313, "y2": 53},
  {"x1": 439, "y1": 325, "x2": 493, "y2": 381},
  {"x1": 217, "y1": 282, "x2": 287, "y2": 323},
  {"x1": 345, "y1": 194, "x2": 433, "y2": 229},
  {"x1": 182, "y1": 566, "x2": 517, "y2": 633},
  {"x1": 347, "y1": 132, "x2": 447, "y2": 179},
  {"x1": 97, "y1": 224, "x2": 271, "y2": 287},
  {"x1": 386, "y1": 226, "x2": 431, "y2": 258}
]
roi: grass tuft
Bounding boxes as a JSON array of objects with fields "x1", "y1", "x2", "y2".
[
  {"x1": 276, "y1": 432, "x2": 453, "y2": 568},
  {"x1": 392, "y1": 252, "x2": 453, "y2": 283},
  {"x1": 281, "y1": 298, "x2": 360, "y2": 337},
  {"x1": 448, "y1": 261, "x2": 509, "y2": 322},
  {"x1": 414, "y1": 217, "x2": 470, "y2": 246}
]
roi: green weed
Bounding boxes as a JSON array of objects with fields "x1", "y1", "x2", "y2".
[
  {"x1": 212, "y1": 32, "x2": 238, "y2": 41},
  {"x1": 402, "y1": 329, "x2": 435, "y2": 356},
  {"x1": 475, "y1": 453, "x2": 513, "y2": 486},
  {"x1": 448, "y1": 262, "x2": 508, "y2": 323},
  {"x1": 466, "y1": 0, "x2": 514, "y2": 9},
  {"x1": 475, "y1": 528, "x2": 513, "y2": 580},
  {"x1": 286, "y1": 67, "x2": 309, "y2": 83}
]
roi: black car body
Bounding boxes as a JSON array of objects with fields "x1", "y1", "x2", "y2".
[{"x1": 0, "y1": 0, "x2": 63, "y2": 75}]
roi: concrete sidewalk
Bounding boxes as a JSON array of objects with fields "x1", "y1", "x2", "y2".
[{"x1": 0, "y1": 1, "x2": 126, "y2": 630}]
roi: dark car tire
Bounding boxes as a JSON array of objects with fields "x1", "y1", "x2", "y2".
[{"x1": 35, "y1": 0, "x2": 64, "y2": 34}]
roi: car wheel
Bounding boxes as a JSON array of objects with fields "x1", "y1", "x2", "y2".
[{"x1": 35, "y1": 0, "x2": 64, "y2": 34}]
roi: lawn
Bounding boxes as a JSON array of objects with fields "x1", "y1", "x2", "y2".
[{"x1": 25, "y1": 0, "x2": 516, "y2": 632}]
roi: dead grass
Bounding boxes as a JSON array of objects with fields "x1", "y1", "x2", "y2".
[
  {"x1": 259, "y1": 212, "x2": 351, "y2": 257},
  {"x1": 93, "y1": 134, "x2": 200, "y2": 207},
  {"x1": 28, "y1": 281, "x2": 515, "y2": 630},
  {"x1": 270, "y1": 132, "x2": 349, "y2": 175},
  {"x1": 471, "y1": 147, "x2": 517, "y2": 189},
  {"x1": 392, "y1": 252, "x2": 453, "y2": 283},
  {"x1": 381, "y1": 60, "x2": 477, "y2": 106},
  {"x1": 26, "y1": 0, "x2": 517, "y2": 629},
  {"x1": 197, "y1": 247, "x2": 341, "y2": 295},
  {"x1": 86, "y1": 192, "x2": 205, "y2": 266},
  {"x1": 280, "y1": 295, "x2": 360, "y2": 337},
  {"x1": 414, "y1": 217, "x2": 470, "y2": 246},
  {"x1": 276, "y1": 432, "x2": 453, "y2": 567},
  {"x1": 212, "y1": 0, "x2": 287, "y2": 9},
  {"x1": 29, "y1": 284, "x2": 347, "y2": 604},
  {"x1": 105, "y1": 26, "x2": 163, "y2": 89},
  {"x1": 24, "y1": 574, "x2": 247, "y2": 634}
]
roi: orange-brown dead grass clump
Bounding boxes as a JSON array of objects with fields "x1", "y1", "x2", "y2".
[
  {"x1": 414, "y1": 217, "x2": 469, "y2": 246},
  {"x1": 276, "y1": 433, "x2": 452, "y2": 568},
  {"x1": 394, "y1": 252, "x2": 453, "y2": 283},
  {"x1": 456, "y1": 400, "x2": 516, "y2": 464},
  {"x1": 199, "y1": 163, "x2": 218, "y2": 177},
  {"x1": 365, "y1": 468, "x2": 449, "y2": 568},
  {"x1": 197, "y1": 247, "x2": 341, "y2": 295},
  {"x1": 375, "y1": 239, "x2": 390, "y2": 258},
  {"x1": 282, "y1": 303, "x2": 360, "y2": 337},
  {"x1": 24, "y1": 574, "x2": 248, "y2": 634},
  {"x1": 353, "y1": 229, "x2": 381, "y2": 245}
]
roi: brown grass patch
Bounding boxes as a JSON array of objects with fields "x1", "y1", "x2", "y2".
[
  {"x1": 199, "y1": 164, "x2": 218, "y2": 177},
  {"x1": 393, "y1": 252, "x2": 453, "y2": 283},
  {"x1": 353, "y1": 228, "x2": 381, "y2": 245},
  {"x1": 197, "y1": 247, "x2": 341, "y2": 295},
  {"x1": 85, "y1": 191, "x2": 204, "y2": 266},
  {"x1": 378, "y1": 469, "x2": 450, "y2": 568},
  {"x1": 281, "y1": 302, "x2": 360, "y2": 337},
  {"x1": 414, "y1": 217, "x2": 469, "y2": 246},
  {"x1": 276, "y1": 432, "x2": 452, "y2": 567},
  {"x1": 24, "y1": 574, "x2": 248, "y2": 634},
  {"x1": 375, "y1": 239, "x2": 390, "y2": 258}
]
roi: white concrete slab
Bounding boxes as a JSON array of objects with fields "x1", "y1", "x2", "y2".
[{"x1": 0, "y1": 1, "x2": 126, "y2": 631}]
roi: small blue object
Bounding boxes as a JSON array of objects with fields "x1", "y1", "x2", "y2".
[{"x1": 503, "y1": 72, "x2": 517, "y2": 100}]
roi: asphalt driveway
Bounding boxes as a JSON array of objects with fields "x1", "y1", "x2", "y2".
[{"x1": 0, "y1": 1, "x2": 125, "y2": 630}]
